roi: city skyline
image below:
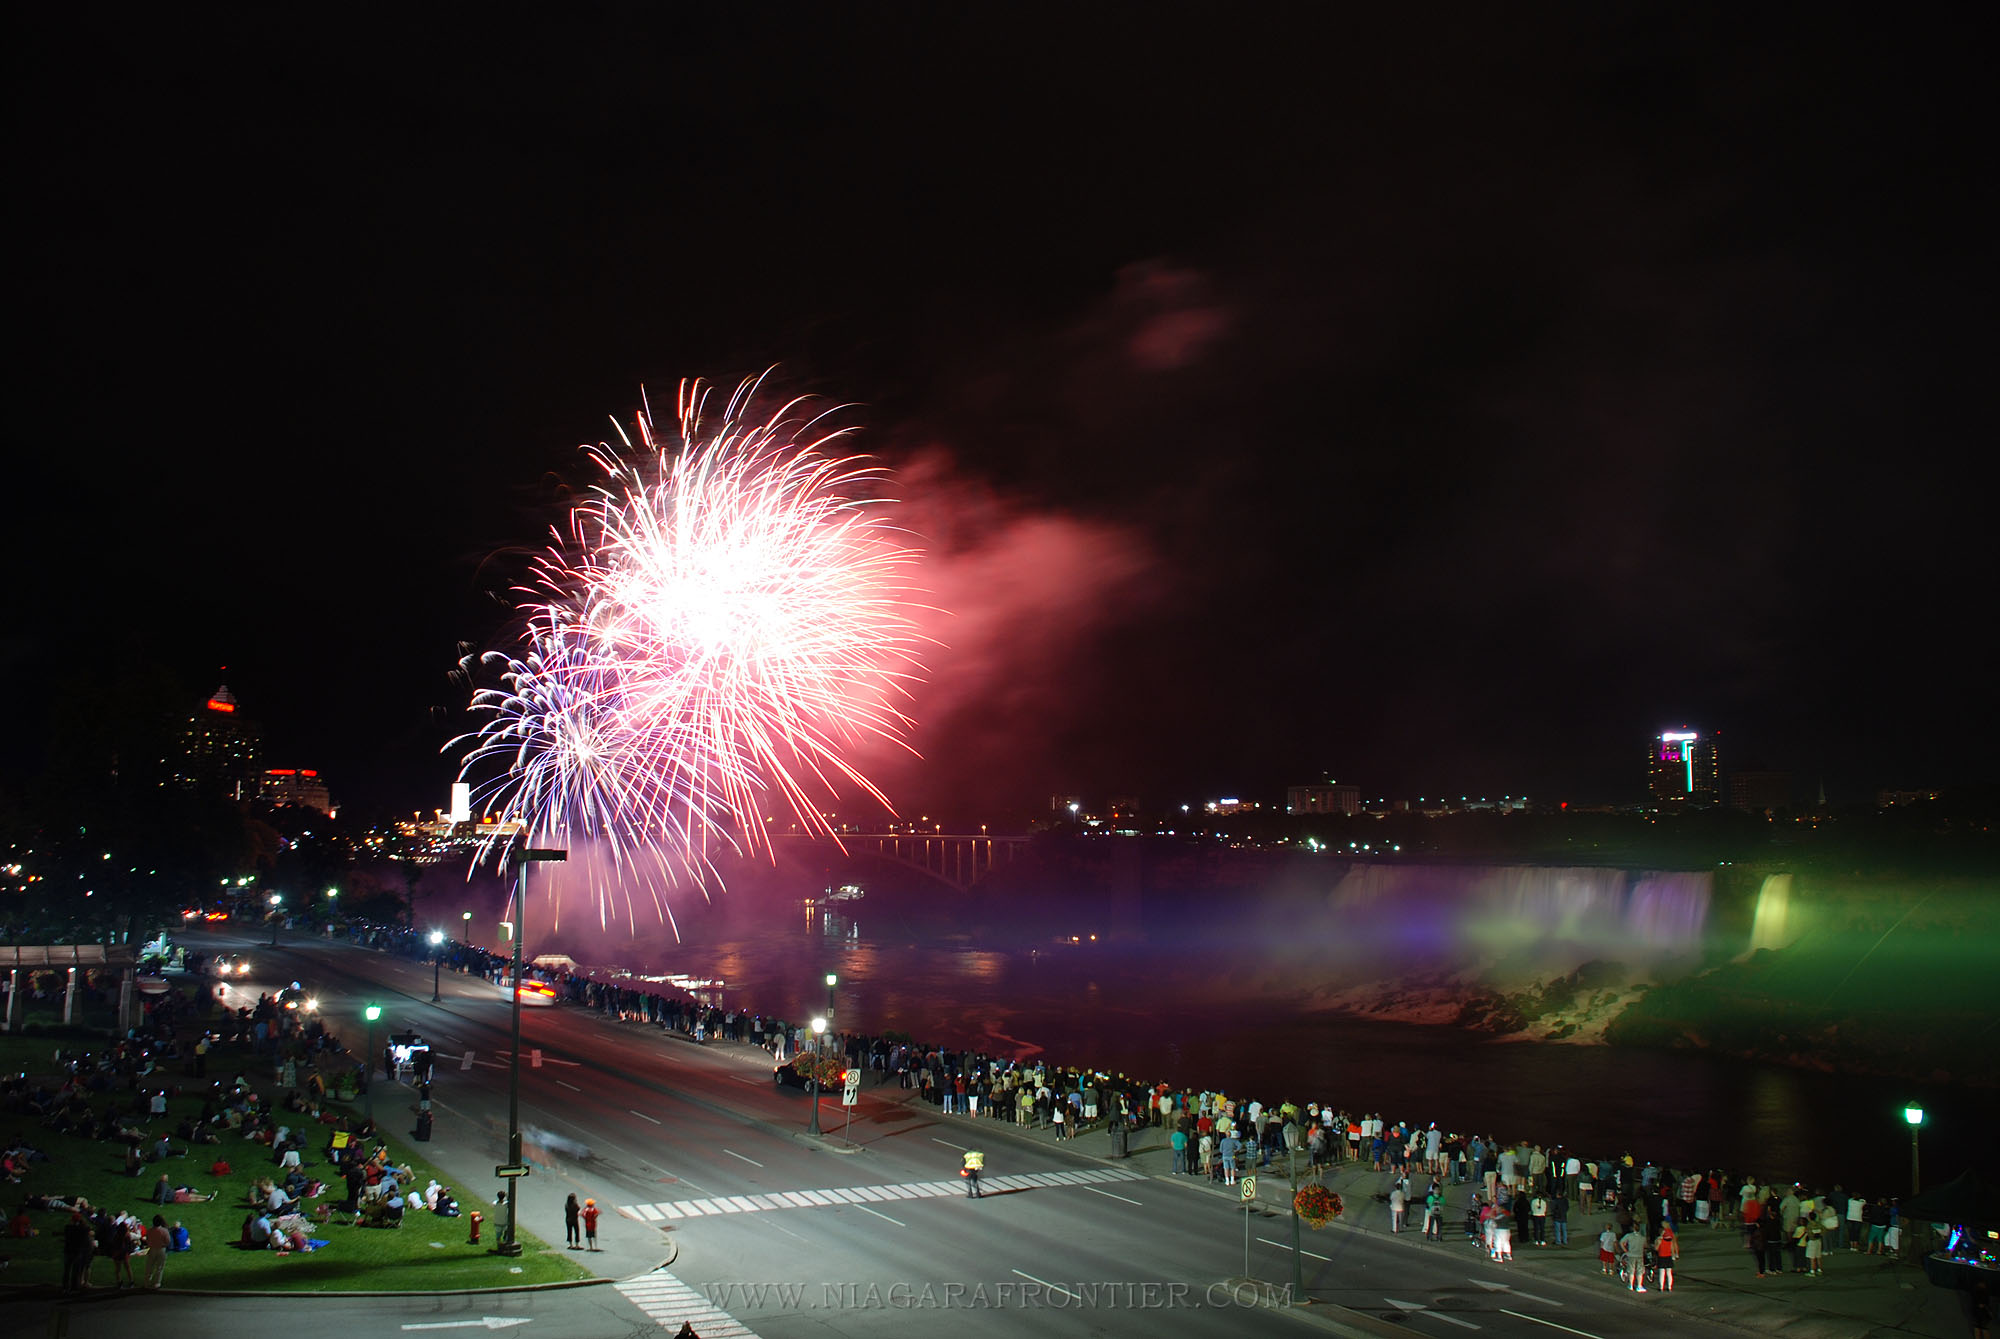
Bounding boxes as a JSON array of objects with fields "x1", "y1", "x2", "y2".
[{"x1": 10, "y1": 10, "x2": 1988, "y2": 825}]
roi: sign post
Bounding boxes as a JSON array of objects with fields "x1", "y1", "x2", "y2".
[
  {"x1": 1242, "y1": 1175, "x2": 1258, "y2": 1277},
  {"x1": 841, "y1": 1068, "x2": 861, "y2": 1142}
]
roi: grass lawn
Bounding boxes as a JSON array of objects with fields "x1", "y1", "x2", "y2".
[{"x1": 0, "y1": 1033, "x2": 589, "y2": 1292}]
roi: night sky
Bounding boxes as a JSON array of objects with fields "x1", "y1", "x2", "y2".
[{"x1": 12, "y1": 7, "x2": 1989, "y2": 823}]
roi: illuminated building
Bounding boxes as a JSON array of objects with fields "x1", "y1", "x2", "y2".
[
  {"x1": 259, "y1": 768, "x2": 334, "y2": 816},
  {"x1": 1287, "y1": 783, "x2": 1360, "y2": 816},
  {"x1": 171, "y1": 684, "x2": 263, "y2": 801},
  {"x1": 1649, "y1": 728, "x2": 1719, "y2": 807},
  {"x1": 1876, "y1": 788, "x2": 1942, "y2": 808}
]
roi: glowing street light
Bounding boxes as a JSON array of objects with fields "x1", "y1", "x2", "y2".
[
  {"x1": 429, "y1": 929, "x2": 445, "y2": 1001},
  {"x1": 268, "y1": 894, "x2": 284, "y2": 946},
  {"x1": 1905, "y1": 1102, "x2": 1925, "y2": 1195},
  {"x1": 807, "y1": 1016, "x2": 828, "y2": 1135},
  {"x1": 363, "y1": 1004, "x2": 382, "y2": 1122}
]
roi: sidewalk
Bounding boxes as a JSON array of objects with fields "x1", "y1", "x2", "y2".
[{"x1": 861, "y1": 1076, "x2": 1972, "y2": 1339}]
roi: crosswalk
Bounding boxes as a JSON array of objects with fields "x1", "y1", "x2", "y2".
[
  {"x1": 617, "y1": 1272, "x2": 759, "y2": 1338},
  {"x1": 618, "y1": 1165, "x2": 1143, "y2": 1222}
]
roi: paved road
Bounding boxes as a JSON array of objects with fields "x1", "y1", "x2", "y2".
[{"x1": 6, "y1": 928, "x2": 1920, "y2": 1339}]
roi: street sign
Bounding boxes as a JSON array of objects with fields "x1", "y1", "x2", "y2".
[
  {"x1": 842, "y1": 1069, "x2": 861, "y2": 1105},
  {"x1": 495, "y1": 1163, "x2": 532, "y2": 1178},
  {"x1": 1241, "y1": 1175, "x2": 1258, "y2": 1201}
]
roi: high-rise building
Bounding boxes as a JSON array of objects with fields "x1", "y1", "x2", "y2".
[
  {"x1": 1648, "y1": 728, "x2": 1719, "y2": 807},
  {"x1": 259, "y1": 768, "x2": 334, "y2": 816},
  {"x1": 1287, "y1": 783, "x2": 1360, "y2": 816},
  {"x1": 172, "y1": 684, "x2": 263, "y2": 801}
]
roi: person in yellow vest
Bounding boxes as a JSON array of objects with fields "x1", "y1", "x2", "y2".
[{"x1": 962, "y1": 1149, "x2": 985, "y2": 1198}]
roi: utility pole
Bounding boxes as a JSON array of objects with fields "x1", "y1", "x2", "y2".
[{"x1": 498, "y1": 846, "x2": 565, "y2": 1257}]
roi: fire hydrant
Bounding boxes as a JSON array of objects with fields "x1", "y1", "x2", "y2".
[{"x1": 468, "y1": 1210, "x2": 483, "y2": 1244}]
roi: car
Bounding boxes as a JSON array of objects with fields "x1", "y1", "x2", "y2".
[
  {"x1": 774, "y1": 1060, "x2": 812, "y2": 1089},
  {"x1": 211, "y1": 954, "x2": 253, "y2": 978},
  {"x1": 505, "y1": 978, "x2": 558, "y2": 1007},
  {"x1": 275, "y1": 982, "x2": 319, "y2": 1013}
]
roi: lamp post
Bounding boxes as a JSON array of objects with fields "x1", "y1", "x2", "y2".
[
  {"x1": 498, "y1": 847, "x2": 566, "y2": 1258},
  {"x1": 363, "y1": 1004, "x2": 381, "y2": 1123},
  {"x1": 807, "y1": 1016, "x2": 827, "y2": 1135},
  {"x1": 1904, "y1": 1103, "x2": 1925, "y2": 1195},
  {"x1": 268, "y1": 894, "x2": 283, "y2": 946},
  {"x1": 429, "y1": 930, "x2": 444, "y2": 1001}
]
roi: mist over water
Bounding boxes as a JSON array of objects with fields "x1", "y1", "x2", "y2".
[{"x1": 504, "y1": 855, "x2": 1979, "y2": 1189}]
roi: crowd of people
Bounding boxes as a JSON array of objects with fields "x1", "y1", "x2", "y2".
[
  {"x1": 545, "y1": 962, "x2": 1947, "y2": 1300},
  {"x1": 1, "y1": 966, "x2": 471, "y2": 1286}
]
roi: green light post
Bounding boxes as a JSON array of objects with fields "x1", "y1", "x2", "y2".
[
  {"x1": 268, "y1": 894, "x2": 284, "y2": 946},
  {"x1": 429, "y1": 930, "x2": 444, "y2": 1001},
  {"x1": 499, "y1": 847, "x2": 566, "y2": 1257},
  {"x1": 363, "y1": 1004, "x2": 381, "y2": 1123},
  {"x1": 1904, "y1": 1103, "x2": 1925, "y2": 1195}
]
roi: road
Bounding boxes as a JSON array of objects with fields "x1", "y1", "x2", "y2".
[{"x1": 6, "y1": 929, "x2": 1712, "y2": 1339}]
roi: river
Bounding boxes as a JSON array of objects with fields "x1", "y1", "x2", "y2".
[{"x1": 633, "y1": 916, "x2": 1982, "y2": 1193}]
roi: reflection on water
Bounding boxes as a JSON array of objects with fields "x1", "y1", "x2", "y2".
[{"x1": 655, "y1": 927, "x2": 1975, "y2": 1186}]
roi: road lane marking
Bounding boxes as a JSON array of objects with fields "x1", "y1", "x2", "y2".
[
  {"x1": 724, "y1": 1149, "x2": 763, "y2": 1167},
  {"x1": 1469, "y1": 1278, "x2": 1562, "y2": 1305},
  {"x1": 616, "y1": 1165, "x2": 1144, "y2": 1222},
  {"x1": 932, "y1": 1137, "x2": 966, "y2": 1150},
  {"x1": 629, "y1": 1109, "x2": 663, "y2": 1124},
  {"x1": 1425, "y1": 1315, "x2": 1480, "y2": 1330},
  {"x1": 616, "y1": 1274, "x2": 761, "y2": 1338},
  {"x1": 460, "y1": 1051, "x2": 475, "y2": 1071},
  {"x1": 1011, "y1": 1269, "x2": 1079, "y2": 1301},
  {"x1": 557, "y1": 1080, "x2": 582, "y2": 1092},
  {"x1": 858, "y1": 1204, "x2": 906, "y2": 1227},
  {"x1": 400, "y1": 1320, "x2": 531, "y2": 1331},
  {"x1": 1499, "y1": 1312, "x2": 1602, "y2": 1338},
  {"x1": 1084, "y1": 1185, "x2": 1143, "y2": 1205},
  {"x1": 1259, "y1": 1236, "x2": 1332, "y2": 1261}
]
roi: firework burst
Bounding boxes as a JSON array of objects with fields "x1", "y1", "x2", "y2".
[{"x1": 455, "y1": 376, "x2": 927, "y2": 931}]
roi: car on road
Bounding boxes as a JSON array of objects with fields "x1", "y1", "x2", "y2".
[
  {"x1": 210, "y1": 953, "x2": 253, "y2": 978},
  {"x1": 275, "y1": 982, "x2": 319, "y2": 1013},
  {"x1": 774, "y1": 1060, "x2": 812, "y2": 1089},
  {"x1": 502, "y1": 978, "x2": 558, "y2": 1007}
]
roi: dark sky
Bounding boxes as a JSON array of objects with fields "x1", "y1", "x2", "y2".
[{"x1": 10, "y1": 6, "x2": 1990, "y2": 822}]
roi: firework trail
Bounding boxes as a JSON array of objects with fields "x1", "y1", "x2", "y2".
[{"x1": 455, "y1": 376, "x2": 927, "y2": 932}]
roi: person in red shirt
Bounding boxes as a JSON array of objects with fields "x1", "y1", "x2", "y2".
[{"x1": 582, "y1": 1198, "x2": 600, "y2": 1251}]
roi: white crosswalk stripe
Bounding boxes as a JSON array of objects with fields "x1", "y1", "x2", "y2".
[
  {"x1": 617, "y1": 1165, "x2": 1144, "y2": 1222},
  {"x1": 617, "y1": 1272, "x2": 762, "y2": 1338}
]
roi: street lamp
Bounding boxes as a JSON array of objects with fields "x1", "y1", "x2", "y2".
[
  {"x1": 268, "y1": 894, "x2": 284, "y2": 946},
  {"x1": 807, "y1": 1016, "x2": 827, "y2": 1135},
  {"x1": 498, "y1": 847, "x2": 566, "y2": 1258},
  {"x1": 429, "y1": 930, "x2": 444, "y2": 1001},
  {"x1": 1905, "y1": 1103, "x2": 1925, "y2": 1195},
  {"x1": 363, "y1": 1004, "x2": 381, "y2": 1123}
]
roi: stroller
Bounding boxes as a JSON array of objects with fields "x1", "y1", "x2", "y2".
[{"x1": 1464, "y1": 1204, "x2": 1483, "y2": 1241}]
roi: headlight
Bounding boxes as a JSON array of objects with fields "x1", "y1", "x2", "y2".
[{"x1": 305, "y1": 998, "x2": 319, "y2": 1012}]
